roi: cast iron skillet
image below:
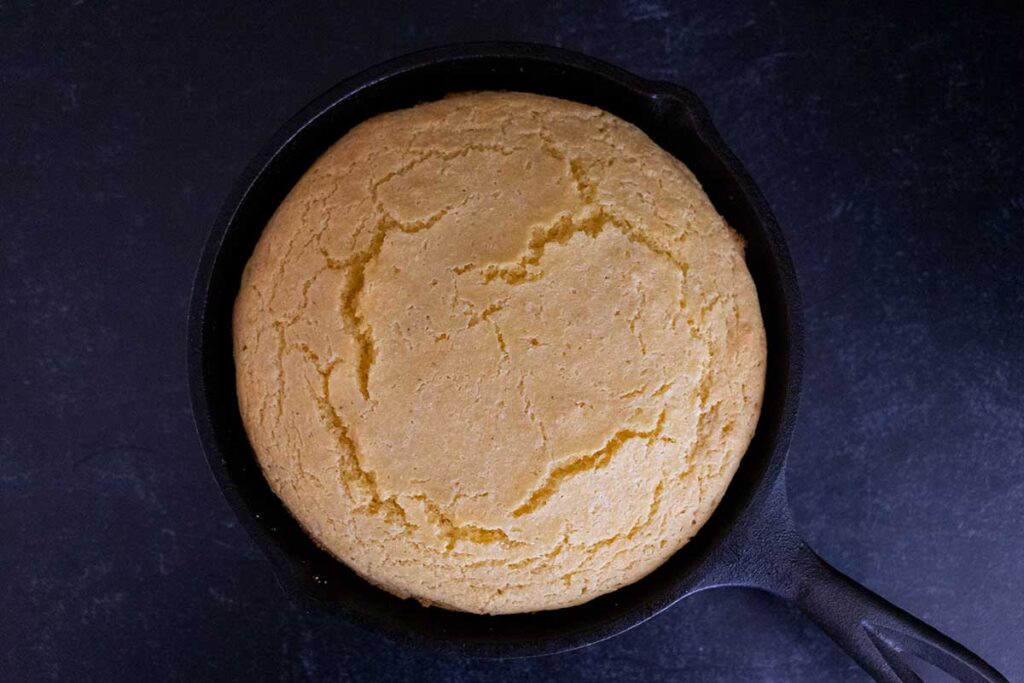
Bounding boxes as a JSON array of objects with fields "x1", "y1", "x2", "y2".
[{"x1": 188, "y1": 43, "x2": 1006, "y2": 682}]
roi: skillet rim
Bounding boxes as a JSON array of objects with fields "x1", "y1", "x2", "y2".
[{"x1": 187, "y1": 41, "x2": 804, "y2": 658}]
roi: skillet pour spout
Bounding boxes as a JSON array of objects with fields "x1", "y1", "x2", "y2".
[{"x1": 187, "y1": 42, "x2": 1008, "y2": 682}]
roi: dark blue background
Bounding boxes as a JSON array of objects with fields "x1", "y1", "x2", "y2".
[{"x1": 2, "y1": 2, "x2": 1021, "y2": 681}]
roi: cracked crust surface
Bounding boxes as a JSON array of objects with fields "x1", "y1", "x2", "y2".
[{"x1": 233, "y1": 91, "x2": 767, "y2": 614}]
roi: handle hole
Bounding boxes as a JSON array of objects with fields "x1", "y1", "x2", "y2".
[
  {"x1": 904, "y1": 652, "x2": 959, "y2": 683},
  {"x1": 864, "y1": 623, "x2": 993, "y2": 683}
]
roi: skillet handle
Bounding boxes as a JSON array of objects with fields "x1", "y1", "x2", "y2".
[
  {"x1": 777, "y1": 543, "x2": 1005, "y2": 683},
  {"x1": 719, "y1": 481, "x2": 1007, "y2": 682}
]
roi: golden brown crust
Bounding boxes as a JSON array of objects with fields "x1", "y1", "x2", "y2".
[{"x1": 233, "y1": 91, "x2": 766, "y2": 614}]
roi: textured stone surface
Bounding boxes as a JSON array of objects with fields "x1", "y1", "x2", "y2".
[{"x1": 1, "y1": 1, "x2": 1020, "y2": 680}]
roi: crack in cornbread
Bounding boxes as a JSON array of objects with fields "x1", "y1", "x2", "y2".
[{"x1": 233, "y1": 91, "x2": 766, "y2": 614}]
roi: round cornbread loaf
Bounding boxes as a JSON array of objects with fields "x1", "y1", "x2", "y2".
[{"x1": 233, "y1": 91, "x2": 767, "y2": 614}]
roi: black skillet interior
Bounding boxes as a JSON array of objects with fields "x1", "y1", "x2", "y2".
[{"x1": 188, "y1": 42, "x2": 803, "y2": 658}]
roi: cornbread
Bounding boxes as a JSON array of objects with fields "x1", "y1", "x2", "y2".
[{"x1": 233, "y1": 91, "x2": 766, "y2": 614}]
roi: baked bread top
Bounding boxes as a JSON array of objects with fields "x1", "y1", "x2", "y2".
[{"x1": 233, "y1": 91, "x2": 766, "y2": 614}]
